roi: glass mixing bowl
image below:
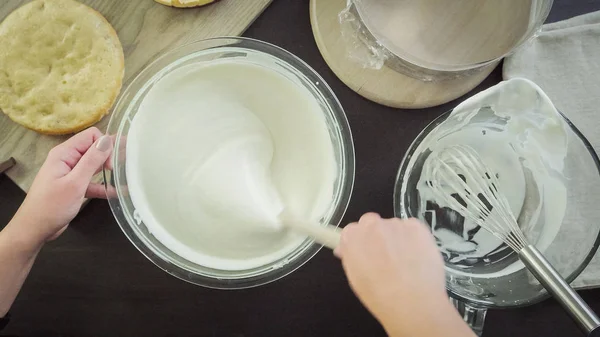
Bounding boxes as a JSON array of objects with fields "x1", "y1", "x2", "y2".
[
  {"x1": 394, "y1": 110, "x2": 600, "y2": 334},
  {"x1": 103, "y1": 37, "x2": 355, "y2": 289}
]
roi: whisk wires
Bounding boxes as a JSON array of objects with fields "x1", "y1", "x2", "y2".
[{"x1": 426, "y1": 145, "x2": 528, "y2": 252}]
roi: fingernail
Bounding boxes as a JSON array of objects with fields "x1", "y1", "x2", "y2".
[{"x1": 96, "y1": 135, "x2": 112, "y2": 152}]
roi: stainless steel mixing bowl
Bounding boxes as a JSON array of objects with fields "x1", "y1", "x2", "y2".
[{"x1": 343, "y1": 0, "x2": 553, "y2": 79}]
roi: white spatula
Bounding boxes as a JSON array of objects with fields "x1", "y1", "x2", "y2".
[{"x1": 282, "y1": 221, "x2": 341, "y2": 250}]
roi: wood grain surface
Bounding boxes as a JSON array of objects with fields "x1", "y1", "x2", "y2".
[
  {"x1": 0, "y1": 0, "x2": 272, "y2": 192},
  {"x1": 309, "y1": 0, "x2": 497, "y2": 109}
]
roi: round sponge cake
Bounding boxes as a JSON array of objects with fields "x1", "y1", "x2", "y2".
[
  {"x1": 155, "y1": 0, "x2": 218, "y2": 8},
  {"x1": 0, "y1": 0, "x2": 124, "y2": 135}
]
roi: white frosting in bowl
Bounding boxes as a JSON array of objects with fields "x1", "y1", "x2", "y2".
[
  {"x1": 413, "y1": 78, "x2": 568, "y2": 278},
  {"x1": 126, "y1": 59, "x2": 337, "y2": 271}
]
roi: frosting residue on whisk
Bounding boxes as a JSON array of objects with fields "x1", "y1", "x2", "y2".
[{"x1": 415, "y1": 78, "x2": 568, "y2": 277}]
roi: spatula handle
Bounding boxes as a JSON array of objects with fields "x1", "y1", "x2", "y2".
[{"x1": 285, "y1": 221, "x2": 341, "y2": 250}]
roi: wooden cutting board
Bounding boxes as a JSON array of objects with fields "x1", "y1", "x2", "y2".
[{"x1": 0, "y1": 0, "x2": 272, "y2": 192}]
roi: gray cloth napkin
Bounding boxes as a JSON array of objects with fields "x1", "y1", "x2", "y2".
[{"x1": 503, "y1": 11, "x2": 600, "y2": 289}]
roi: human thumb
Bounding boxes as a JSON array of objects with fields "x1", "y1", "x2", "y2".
[{"x1": 70, "y1": 135, "x2": 113, "y2": 183}]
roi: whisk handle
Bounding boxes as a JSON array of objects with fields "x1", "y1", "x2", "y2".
[{"x1": 520, "y1": 245, "x2": 600, "y2": 335}]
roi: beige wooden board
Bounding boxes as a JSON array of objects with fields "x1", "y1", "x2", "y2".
[
  {"x1": 0, "y1": 0, "x2": 272, "y2": 192},
  {"x1": 309, "y1": 0, "x2": 497, "y2": 109}
]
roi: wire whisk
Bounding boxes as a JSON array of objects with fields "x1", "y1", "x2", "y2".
[{"x1": 426, "y1": 144, "x2": 600, "y2": 336}]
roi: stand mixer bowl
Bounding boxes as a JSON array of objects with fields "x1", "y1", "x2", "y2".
[
  {"x1": 394, "y1": 110, "x2": 600, "y2": 335},
  {"x1": 343, "y1": 0, "x2": 553, "y2": 80}
]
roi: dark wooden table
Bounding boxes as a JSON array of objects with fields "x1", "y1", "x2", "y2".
[{"x1": 2, "y1": 0, "x2": 600, "y2": 336}]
